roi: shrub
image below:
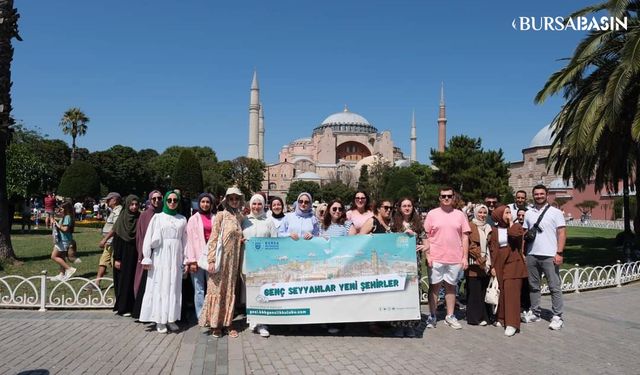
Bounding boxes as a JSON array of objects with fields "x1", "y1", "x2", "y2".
[
  {"x1": 171, "y1": 149, "x2": 203, "y2": 198},
  {"x1": 57, "y1": 161, "x2": 100, "y2": 200}
]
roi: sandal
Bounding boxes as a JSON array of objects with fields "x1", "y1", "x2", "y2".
[
  {"x1": 227, "y1": 328, "x2": 239, "y2": 338},
  {"x1": 211, "y1": 328, "x2": 222, "y2": 338}
]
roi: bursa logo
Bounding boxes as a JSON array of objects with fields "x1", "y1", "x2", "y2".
[{"x1": 254, "y1": 242, "x2": 262, "y2": 250}]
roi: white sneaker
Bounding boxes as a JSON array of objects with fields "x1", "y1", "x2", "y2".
[
  {"x1": 444, "y1": 314, "x2": 462, "y2": 330},
  {"x1": 74, "y1": 258, "x2": 82, "y2": 264},
  {"x1": 504, "y1": 326, "x2": 517, "y2": 336},
  {"x1": 50, "y1": 273, "x2": 64, "y2": 282},
  {"x1": 327, "y1": 327, "x2": 340, "y2": 335},
  {"x1": 257, "y1": 325, "x2": 270, "y2": 337},
  {"x1": 479, "y1": 320, "x2": 488, "y2": 326},
  {"x1": 426, "y1": 314, "x2": 437, "y2": 328},
  {"x1": 167, "y1": 322, "x2": 179, "y2": 331},
  {"x1": 63, "y1": 267, "x2": 77, "y2": 281},
  {"x1": 157, "y1": 324, "x2": 168, "y2": 333},
  {"x1": 549, "y1": 316, "x2": 564, "y2": 330},
  {"x1": 494, "y1": 321, "x2": 503, "y2": 327}
]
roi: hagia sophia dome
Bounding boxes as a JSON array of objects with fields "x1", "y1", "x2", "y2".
[
  {"x1": 528, "y1": 124, "x2": 554, "y2": 149},
  {"x1": 312, "y1": 106, "x2": 379, "y2": 135}
]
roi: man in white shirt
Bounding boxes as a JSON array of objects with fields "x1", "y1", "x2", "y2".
[
  {"x1": 74, "y1": 201, "x2": 84, "y2": 221},
  {"x1": 522, "y1": 184, "x2": 566, "y2": 330},
  {"x1": 509, "y1": 190, "x2": 530, "y2": 222}
]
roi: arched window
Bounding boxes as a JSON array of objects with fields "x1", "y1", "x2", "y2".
[{"x1": 269, "y1": 182, "x2": 277, "y2": 190}]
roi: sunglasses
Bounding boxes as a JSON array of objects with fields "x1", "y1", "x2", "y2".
[
  {"x1": 298, "y1": 200, "x2": 310, "y2": 204},
  {"x1": 228, "y1": 196, "x2": 240, "y2": 201},
  {"x1": 166, "y1": 198, "x2": 178, "y2": 203},
  {"x1": 485, "y1": 200, "x2": 498, "y2": 205},
  {"x1": 331, "y1": 207, "x2": 344, "y2": 212},
  {"x1": 440, "y1": 194, "x2": 453, "y2": 199},
  {"x1": 355, "y1": 196, "x2": 366, "y2": 200},
  {"x1": 381, "y1": 206, "x2": 392, "y2": 210},
  {"x1": 151, "y1": 197, "x2": 162, "y2": 201}
]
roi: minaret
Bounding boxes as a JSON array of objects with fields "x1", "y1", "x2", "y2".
[
  {"x1": 258, "y1": 102, "x2": 265, "y2": 161},
  {"x1": 437, "y1": 82, "x2": 447, "y2": 152},
  {"x1": 410, "y1": 110, "x2": 417, "y2": 162},
  {"x1": 247, "y1": 70, "x2": 260, "y2": 159}
]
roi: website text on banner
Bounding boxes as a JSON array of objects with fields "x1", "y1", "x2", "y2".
[{"x1": 245, "y1": 234, "x2": 421, "y2": 325}]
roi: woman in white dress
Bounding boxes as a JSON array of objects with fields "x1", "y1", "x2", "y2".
[{"x1": 140, "y1": 191, "x2": 188, "y2": 333}]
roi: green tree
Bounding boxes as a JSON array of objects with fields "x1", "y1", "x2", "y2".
[
  {"x1": 57, "y1": 161, "x2": 101, "y2": 201},
  {"x1": 286, "y1": 181, "x2": 321, "y2": 204},
  {"x1": 320, "y1": 180, "x2": 355, "y2": 203},
  {"x1": 6, "y1": 142, "x2": 45, "y2": 200},
  {"x1": 172, "y1": 149, "x2": 204, "y2": 199},
  {"x1": 382, "y1": 168, "x2": 419, "y2": 202},
  {"x1": 59, "y1": 107, "x2": 89, "y2": 162},
  {"x1": 89, "y1": 145, "x2": 154, "y2": 196},
  {"x1": 554, "y1": 197, "x2": 572, "y2": 210},
  {"x1": 430, "y1": 135, "x2": 511, "y2": 203},
  {"x1": 407, "y1": 162, "x2": 440, "y2": 209},
  {"x1": 228, "y1": 157, "x2": 266, "y2": 198},
  {"x1": 152, "y1": 146, "x2": 218, "y2": 190},
  {"x1": 0, "y1": 0, "x2": 22, "y2": 261},
  {"x1": 575, "y1": 200, "x2": 599, "y2": 216},
  {"x1": 358, "y1": 165, "x2": 370, "y2": 191},
  {"x1": 367, "y1": 158, "x2": 392, "y2": 201},
  {"x1": 535, "y1": 0, "x2": 640, "y2": 258}
]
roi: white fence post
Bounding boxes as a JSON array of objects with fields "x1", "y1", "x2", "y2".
[
  {"x1": 615, "y1": 260, "x2": 622, "y2": 287},
  {"x1": 573, "y1": 264, "x2": 580, "y2": 293},
  {"x1": 39, "y1": 271, "x2": 47, "y2": 312}
]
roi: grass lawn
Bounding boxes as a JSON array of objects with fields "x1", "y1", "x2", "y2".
[
  {"x1": 0, "y1": 225, "x2": 105, "y2": 278},
  {"x1": 0, "y1": 225, "x2": 625, "y2": 278}
]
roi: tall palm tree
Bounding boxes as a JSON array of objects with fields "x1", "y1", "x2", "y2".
[
  {"x1": 59, "y1": 107, "x2": 89, "y2": 162},
  {"x1": 535, "y1": 0, "x2": 640, "y2": 259},
  {"x1": 0, "y1": 0, "x2": 21, "y2": 262}
]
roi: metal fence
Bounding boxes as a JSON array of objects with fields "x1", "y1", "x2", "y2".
[
  {"x1": 0, "y1": 271, "x2": 113, "y2": 311},
  {"x1": 2, "y1": 261, "x2": 640, "y2": 310}
]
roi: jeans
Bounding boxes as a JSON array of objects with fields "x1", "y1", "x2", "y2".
[
  {"x1": 526, "y1": 255, "x2": 563, "y2": 317},
  {"x1": 190, "y1": 268, "x2": 207, "y2": 319}
]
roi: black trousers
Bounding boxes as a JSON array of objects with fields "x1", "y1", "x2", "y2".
[{"x1": 466, "y1": 276, "x2": 491, "y2": 325}]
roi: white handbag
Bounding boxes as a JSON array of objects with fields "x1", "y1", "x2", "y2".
[
  {"x1": 196, "y1": 242, "x2": 210, "y2": 270},
  {"x1": 484, "y1": 276, "x2": 500, "y2": 308},
  {"x1": 197, "y1": 218, "x2": 224, "y2": 272}
]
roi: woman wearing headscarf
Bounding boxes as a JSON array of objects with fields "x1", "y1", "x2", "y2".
[
  {"x1": 465, "y1": 204, "x2": 492, "y2": 326},
  {"x1": 242, "y1": 193, "x2": 277, "y2": 337},
  {"x1": 112, "y1": 195, "x2": 141, "y2": 316},
  {"x1": 278, "y1": 192, "x2": 319, "y2": 239},
  {"x1": 346, "y1": 190, "x2": 374, "y2": 234},
  {"x1": 184, "y1": 192, "x2": 216, "y2": 320},
  {"x1": 199, "y1": 187, "x2": 245, "y2": 338},
  {"x1": 489, "y1": 205, "x2": 527, "y2": 337},
  {"x1": 139, "y1": 190, "x2": 188, "y2": 333},
  {"x1": 267, "y1": 196, "x2": 286, "y2": 232},
  {"x1": 132, "y1": 190, "x2": 163, "y2": 320},
  {"x1": 390, "y1": 197, "x2": 426, "y2": 337}
]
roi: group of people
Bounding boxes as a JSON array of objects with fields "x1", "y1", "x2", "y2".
[{"x1": 48, "y1": 182, "x2": 566, "y2": 339}]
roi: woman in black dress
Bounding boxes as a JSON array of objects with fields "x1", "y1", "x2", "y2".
[{"x1": 112, "y1": 195, "x2": 140, "y2": 316}]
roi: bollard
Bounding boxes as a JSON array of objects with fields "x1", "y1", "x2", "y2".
[
  {"x1": 39, "y1": 270, "x2": 47, "y2": 312},
  {"x1": 615, "y1": 260, "x2": 622, "y2": 287},
  {"x1": 573, "y1": 264, "x2": 580, "y2": 293}
]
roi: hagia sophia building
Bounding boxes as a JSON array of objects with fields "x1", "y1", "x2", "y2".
[{"x1": 245, "y1": 71, "x2": 619, "y2": 220}]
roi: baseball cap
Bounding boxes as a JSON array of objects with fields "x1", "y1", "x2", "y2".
[{"x1": 103, "y1": 192, "x2": 121, "y2": 201}]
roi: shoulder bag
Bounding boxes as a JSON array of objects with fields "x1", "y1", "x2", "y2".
[
  {"x1": 198, "y1": 216, "x2": 224, "y2": 272},
  {"x1": 523, "y1": 205, "x2": 550, "y2": 243}
]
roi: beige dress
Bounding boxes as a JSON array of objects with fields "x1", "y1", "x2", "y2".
[{"x1": 199, "y1": 209, "x2": 243, "y2": 328}]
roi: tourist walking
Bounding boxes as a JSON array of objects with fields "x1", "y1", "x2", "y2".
[
  {"x1": 96, "y1": 192, "x2": 123, "y2": 284},
  {"x1": 522, "y1": 184, "x2": 566, "y2": 330},
  {"x1": 346, "y1": 190, "x2": 373, "y2": 234},
  {"x1": 423, "y1": 187, "x2": 470, "y2": 330},
  {"x1": 390, "y1": 197, "x2": 426, "y2": 337},
  {"x1": 242, "y1": 193, "x2": 277, "y2": 338},
  {"x1": 184, "y1": 193, "x2": 216, "y2": 321},
  {"x1": 278, "y1": 192, "x2": 319, "y2": 239},
  {"x1": 466, "y1": 204, "x2": 492, "y2": 326},
  {"x1": 50, "y1": 201, "x2": 76, "y2": 281},
  {"x1": 489, "y1": 205, "x2": 528, "y2": 336},
  {"x1": 139, "y1": 191, "x2": 188, "y2": 333},
  {"x1": 112, "y1": 195, "x2": 141, "y2": 316},
  {"x1": 132, "y1": 190, "x2": 163, "y2": 320},
  {"x1": 199, "y1": 187, "x2": 245, "y2": 338}
]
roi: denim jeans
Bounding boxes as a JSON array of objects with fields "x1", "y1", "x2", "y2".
[
  {"x1": 526, "y1": 255, "x2": 563, "y2": 317},
  {"x1": 190, "y1": 268, "x2": 207, "y2": 319}
]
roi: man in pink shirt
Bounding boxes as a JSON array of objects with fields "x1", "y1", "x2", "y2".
[{"x1": 423, "y1": 187, "x2": 470, "y2": 329}]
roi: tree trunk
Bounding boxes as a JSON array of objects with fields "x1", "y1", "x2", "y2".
[
  {"x1": 71, "y1": 135, "x2": 77, "y2": 162},
  {"x1": 622, "y1": 161, "x2": 633, "y2": 262},
  {"x1": 0, "y1": 0, "x2": 20, "y2": 262}
]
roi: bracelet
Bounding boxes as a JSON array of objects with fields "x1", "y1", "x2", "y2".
[{"x1": 556, "y1": 253, "x2": 564, "y2": 256}]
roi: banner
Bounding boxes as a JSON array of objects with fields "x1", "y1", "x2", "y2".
[{"x1": 245, "y1": 233, "x2": 421, "y2": 325}]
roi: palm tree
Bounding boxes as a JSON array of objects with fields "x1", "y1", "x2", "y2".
[
  {"x1": 535, "y1": 0, "x2": 640, "y2": 260},
  {"x1": 59, "y1": 107, "x2": 89, "y2": 162},
  {"x1": 0, "y1": 0, "x2": 22, "y2": 262}
]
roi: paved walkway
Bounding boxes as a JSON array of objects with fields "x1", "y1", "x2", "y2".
[{"x1": 1, "y1": 283, "x2": 639, "y2": 375}]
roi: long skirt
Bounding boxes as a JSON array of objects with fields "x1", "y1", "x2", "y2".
[
  {"x1": 112, "y1": 236, "x2": 137, "y2": 315},
  {"x1": 465, "y1": 275, "x2": 491, "y2": 325}
]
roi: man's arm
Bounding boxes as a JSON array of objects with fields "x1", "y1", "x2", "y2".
[
  {"x1": 554, "y1": 226, "x2": 566, "y2": 265},
  {"x1": 461, "y1": 232, "x2": 469, "y2": 270}
]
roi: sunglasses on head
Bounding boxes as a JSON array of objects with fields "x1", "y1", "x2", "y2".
[
  {"x1": 331, "y1": 207, "x2": 344, "y2": 212},
  {"x1": 440, "y1": 194, "x2": 453, "y2": 199},
  {"x1": 166, "y1": 198, "x2": 178, "y2": 203}
]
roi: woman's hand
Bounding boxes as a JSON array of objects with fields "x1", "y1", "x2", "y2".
[
  {"x1": 490, "y1": 268, "x2": 496, "y2": 277},
  {"x1": 303, "y1": 232, "x2": 313, "y2": 240},
  {"x1": 405, "y1": 229, "x2": 416, "y2": 236},
  {"x1": 114, "y1": 261, "x2": 121, "y2": 270},
  {"x1": 208, "y1": 262, "x2": 215, "y2": 274},
  {"x1": 290, "y1": 233, "x2": 299, "y2": 240},
  {"x1": 142, "y1": 264, "x2": 152, "y2": 271},
  {"x1": 416, "y1": 244, "x2": 426, "y2": 253}
]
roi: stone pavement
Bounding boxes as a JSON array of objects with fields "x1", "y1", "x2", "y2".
[{"x1": 1, "y1": 283, "x2": 639, "y2": 375}]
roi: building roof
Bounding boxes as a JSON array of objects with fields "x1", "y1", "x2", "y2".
[
  {"x1": 528, "y1": 124, "x2": 554, "y2": 148},
  {"x1": 313, "y1": 106, "x2": 378, "y2": 135},
  {"x1": 548, "y1": 178, "x2": 573, "y2": 190},
  {"x1": 295, "y1": 171, "x2": 322, "y2": 180}
]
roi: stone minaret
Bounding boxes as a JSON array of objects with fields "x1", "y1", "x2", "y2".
[
  {"x1": 410, "y1": 110, "x2": 417, "y2": 162},
  {"x1": 247, "y1": 70, "x2": 260, "y2": 159},
  {"x1": 437, "y1": 82, "x2": 447, "y2": 152},
  {"x1": 258, "y1": 102, "x2": 265, "y2": 161}
]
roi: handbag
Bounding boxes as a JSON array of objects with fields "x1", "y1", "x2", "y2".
[
  {"x1": 523, "y1": 205, "x2": 550, "y2": 243},
  {"x1": 198, "y1": 217, "x2": 224, "y2": 272},
  {"x1": 485, "y1": 276, "x2": 500, "y2": 307}
]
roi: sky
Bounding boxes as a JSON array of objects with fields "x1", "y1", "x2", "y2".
[{"x1": 10, "y1": 0, "x2": 593, "y2": 164}]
